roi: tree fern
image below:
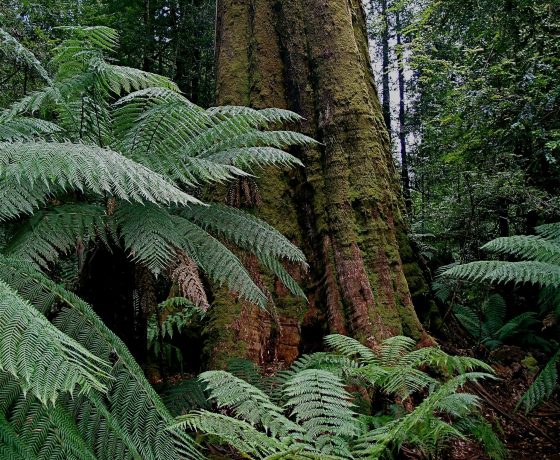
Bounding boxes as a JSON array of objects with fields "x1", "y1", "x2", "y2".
[
  {"x1": 200, "y1": 370, "x2": 301, "y2": 439},
  {"x1": 517, "y1": 350, "x2": 559, "y2": 413},
  {"x1": 282, "y1": 369, "x2": 360, "y2": 458},
  {"x1": 0, "y1": 256, "x2": 201, "y2": 459},
  {"x1": 0, "y1": 28, "x2": 51, "y2": 84},
  {"x1": 3, "y1": 204, "x2": 109, "y2": 269},
  {"x1": 180, "y1": 204, "x2": 305, "y2": 263},
  {"x1": 0, "y1": 141, "x2": 200, "y2": 220},
  {"x1": 174, "y1": 411, "x2": 288, "y2": 459},
  {"x1": 442, "y1": 260, "x2": 560, "y2": 288},
  {"x1": 0, "y1": 279, "x2": 109, "y2": 405},
  {"x1": 179, "y1": 334, "x2": 499, "y2": 460},
  {"x1": 0, "y1": 25, "x2": 312, "y2": 459}
]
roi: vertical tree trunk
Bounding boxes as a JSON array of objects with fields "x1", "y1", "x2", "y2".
[
  {"x1": 209, "y1": 0, "x2": 429, "y2": 368},
  {"x1": 395, "y1": 9, "x2": 411, "y2": 212},
  {"x1": 375, "y1": 0, "x2": 392, "y2": 134}
]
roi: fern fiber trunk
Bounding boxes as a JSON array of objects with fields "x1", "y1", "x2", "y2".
[{"x1": 208, "y1": 0, "x2": 430, "y2": 368}]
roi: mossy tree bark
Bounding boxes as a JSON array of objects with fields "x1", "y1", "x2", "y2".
[{"x1": 208, "y1": 0, "x2": 430, "y2": 368}]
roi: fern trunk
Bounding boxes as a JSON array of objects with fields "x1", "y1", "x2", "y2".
[{"x1": 208, "y1": 0, "x2": 430, "y2": 367}]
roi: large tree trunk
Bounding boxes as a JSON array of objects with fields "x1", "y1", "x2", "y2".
[{"x1": 208, "y1": 0, "x2": 429, "y2": 368}]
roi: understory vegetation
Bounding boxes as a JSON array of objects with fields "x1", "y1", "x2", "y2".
[{"x1": 1, "y1": 0, "x2": 559, "y2": 458}]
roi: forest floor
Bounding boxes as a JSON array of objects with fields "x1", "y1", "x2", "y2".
[{"x1": 444, "y1": 342, "x2": 560, "y2": 459}]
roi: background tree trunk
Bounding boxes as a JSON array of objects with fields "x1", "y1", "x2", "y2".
[
  {"x1": 395, "y1": 9, "x2": 411, "y2": 212},
  {"x1": 208, "y1": 0, "x2": 430, "y2": 368}
]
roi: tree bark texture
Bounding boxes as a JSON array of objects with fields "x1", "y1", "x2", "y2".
[{"x1": 208, "y1": 0, "x2": 429, "y2": 368}]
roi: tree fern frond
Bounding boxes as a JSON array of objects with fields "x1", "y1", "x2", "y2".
[
  {"x1": 400, "y1": 347, "x2": 494, "y2": 374},
  {"x1": 0, "y1": 279, "x2": 110, "y2": 405},
  {"x1": 181, "y1": 204, "x2": 306, "y2": 263},
  {"x1": 0, "y1": 405, "x2": 34, "y2": 460},
  {"x1": 495, "y1": 312, "x2": 538, "y2": 341},
  {"x1": 441, "y1": 260, "x2": 560, "y2": 288},
  {"x1": 455, "y1": 416, "x2": 507, "y2": 460},
  {"x1": 199, "y1": 370, "x2": 301, "y2": 439},
  {"x1": 283, "y1": 369, "x2": 359, "y2": 457},
  {"x1": 0, "y1": 28, "x2": 51, "y2": 84},
  {"x1": 379, "y1": 336, "x2": 417, "y2": 366},
  {"x1": 5, "y1": 385, "x2": 98, "y2": 460},
  {"x1": 0, "y1": 114, "x2": 61, "y2": 141},
  {"x1": 206, "y1": 106, "x2": 303, "y2": 126},
  {"x1": 482, "y1": 294, "x2": 506, "y2": 336},
  {"x1": 226, "y1": 358, "x2": 267, "y2": 391},
  {"x1": 0, "y1": 258, "x2": 201, "y2": 459},
  {"x1": 482, "y1": 236, "x2": 560, "y2": 264},
  {"x1": 453, "y1": 304, "x2": 482, "y2": 338},
  {"x1": 351, "y1": 364, "x2": 438, "y2": 398},
  {"x1": 92, "y1": 58, "x2": 178, "y2": 96},
  {"x1": 54, "y1": 26, "x2": 120, "y2": 53},
  {"x1": 352, "y1": 372, "x2": 490, "y2": 459},
  {"x1": 324, "y1": 334, "x2": 378, "y2": 364},
  {"x1": 258, "y1": 253, "x2": 307, "y2": 299},
  {"x1": 173, "y1": 410, "x2": 286, "y2": 459},
  {"x1": 202, "y1": 131, "x2": 317, "y2": 157},
  {"x1": 517, "y1": 351, "x2": 559, "y2": 413},
  {"x1": 3, "y1": 205, "x2": 109, "y2": 270},
  {"x1": 536, "y1": 222, "x2": 560, "y2": 241},
  {"x1": 159, "y1": 379, "x2": 210, "y2": 416},
  {"x1": 0, "y1": 141, "x2": 200, "y2": 219},
  {"x1": 206, "y1": 147, "x2": 303, "y2": 171},
  {"x1": 115, "y1": 204, "x2": 267, "y2": 306}
]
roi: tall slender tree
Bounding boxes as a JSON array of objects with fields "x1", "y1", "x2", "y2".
[
  {"x1": 209, "y1": 0, "x2": 430, "y2": 367},
  {"x1": 395, "y1": 8, "x2": 411, "y2": 211}
]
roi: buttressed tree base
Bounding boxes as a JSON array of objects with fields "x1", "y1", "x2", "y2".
[{"x1": 209, "y1": 0, "x2": 431, "y2": 367}]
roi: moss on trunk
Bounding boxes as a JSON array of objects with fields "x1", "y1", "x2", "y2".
[{"x1": 208, "y1": 0, "x2": 430, "y2": 367}]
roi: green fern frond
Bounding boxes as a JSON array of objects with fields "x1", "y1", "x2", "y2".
[
  {"x1": 453, "y1": 304, "x2": 482, "y2": 338},
  {"x1": 494, "y1": 312, "x2": 538, "y2": 341},
  {"x1": 173, "y1": 410, "x2": 287, "y2": 459},
  {"x1": 0, "y1": 257, "x2": 201, "y2": 459},
  {"x1": 482, "y1": 294, "x2": 506, "y2": 336},
  {"x1": 54, "y1": 26, "x2": 120, "y2": 53},
  {"x1": 181, "y1": 204, "x2": 306, "y2": 263},
  {"x1": 441, "y1": 260, "x2": 560, "y2": 288},
  {"x1": 199, "y1": 370, "x2": 301, "y2": 439},
  {"x1": 258, "y1": 253, "x2": 307, "y2": 299},
  {"x1": 3, "y1": 204, "x2": 109, "y2": 269},
  {"x1": 115, "y1": 204, "x2": 267, "y2": 306},
  {"x1": 455, "y1": 416, "x2": 507, "y2": 460},
  {"x1": 283, "y1": 369, "x2": 359, "y2": 457},
  {"x1": 517, "y1": 350, "x2": 559, "y2": 413},
  {"x1": 0, "y1": 28, "x2": 51, "y2": 84},
  {"x1": 206, "y1": 106, "x2": 303, "y2": 126},
  {"x1": 353, "y1": 372, "x2": 491, "y2": 459},
  {"x1": 226, "y1": 358, "x2": 267, "y2": 391},
  {"x1": 0, "y1": 141, "x2": 200, "y2": 219},
  {"x1": 400, "y1": 346, "x2": 494, "y2": 374},
  {"x1": 354, "y1": 364, "x2": 438, "y2": 398},
  {"x1": 536, "y1": 222, "x2": 560, "y2": 241},
  {"x1": 0, "y1": 279, "x2": 110, "y2": 405},
  {"x1": 206, "y1": 147, "x2": 303, "y2": 171},
  {"x1": 482, "y1": 235, "x2": 560, "y2": 264},
  {"x1": 0, "y1": 114, "x2": 61, "y2": 141},
  {"x1": 324, "y1": 334, "x2": 378, "y2": 364},
  {"x1": 379, "y1": 335, "x2": 417, "y2": 366},
  {"x1": 148, "y1": 297, "x2": 203, "y2": 346},
  {"x1": 0, "y1": 409, "x2": 34, "y2": 460},
  {"x1": 159, "y1": 379, "x2": 211, "y2": 416}
]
